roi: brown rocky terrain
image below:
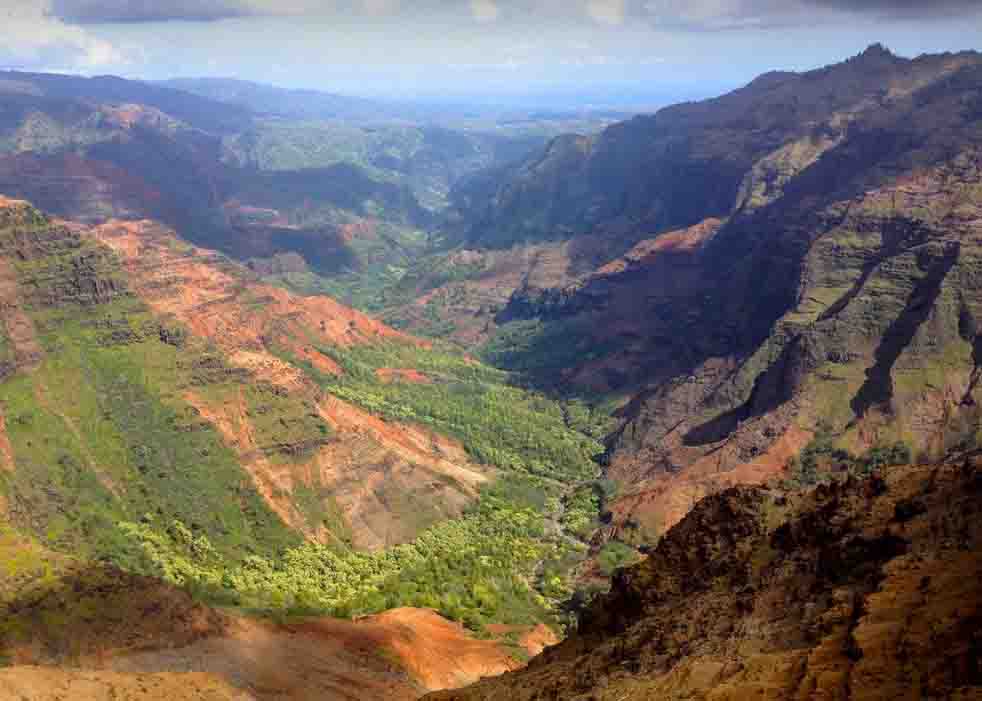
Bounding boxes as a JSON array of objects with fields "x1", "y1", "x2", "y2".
[{"x1": 429, "y1": 454, "x2": 982, "y2": 700}]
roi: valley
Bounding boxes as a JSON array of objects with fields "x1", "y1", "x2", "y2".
[{"x1": 0, "y1": 39, "x2": 980, "y2": 701}]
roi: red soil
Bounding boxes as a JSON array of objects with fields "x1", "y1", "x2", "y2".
[
  {"x1": 376, "y1": 368, "x2": 432, "y2": 384},
  {"x1": 607, "y1": 423, "x2": 813, "y2": 539},
  {"x1": 595, "y1": 217, "x2": 723, "y2": 276}
]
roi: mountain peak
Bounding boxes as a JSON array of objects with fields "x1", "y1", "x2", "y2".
[{"x1": 858, "y1": 42, "x2": 897, "y2": 61}]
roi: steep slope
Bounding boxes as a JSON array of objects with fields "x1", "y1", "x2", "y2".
[
  {"x1": 600, "y1": 61, "x2": 982, "y2": 540},
  {"x1": 0, "y1": 195, "x2": 602, "y2": 641},
  {"x1": 456, "y1": 45, "x2": 981, "y2": 249},
  {"x1": 0, "y1": 198, "x2": 475, "y2": 554},
  {"x1": 429, "y1": 454, "x2": 982, "y2": 700},
  {"x1": 419, "y1": 46, "x2": 982, "y2": 545},
  {"x1": 389, "y1": 47, "x2": 982, "y2": 349}
]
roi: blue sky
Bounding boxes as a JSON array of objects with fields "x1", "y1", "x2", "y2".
[{"x1": 2, "y1": 1, "x2": 981, "y2": 104}]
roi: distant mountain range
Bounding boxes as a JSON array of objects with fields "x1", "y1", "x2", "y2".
[
  {"x1": 160, "y1": 76, "x2": 433, "y2": 123},
  {"x1": 158, "y1": 76, "x2": 645, "y2": 123}
]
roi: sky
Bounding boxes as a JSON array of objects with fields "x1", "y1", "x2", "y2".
[{"x1": 1, "y1": 0, "x2": 981, "y2": 104}]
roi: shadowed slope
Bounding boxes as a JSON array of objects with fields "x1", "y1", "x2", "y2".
[{"x1": 429, "y1": 454, "x2": 982, "y2": 701}]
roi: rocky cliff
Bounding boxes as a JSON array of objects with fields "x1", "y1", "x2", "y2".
[
  {"x1": 439, "y1": 46, "x2": 982, "y2": 543},
  {"x1": 428, "y1": 453, "x2": 982, "y2": 700}
]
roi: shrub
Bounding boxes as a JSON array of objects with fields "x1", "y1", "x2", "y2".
[{"x1": 596, "y1": 541, "x2": 640, "y2": 577}]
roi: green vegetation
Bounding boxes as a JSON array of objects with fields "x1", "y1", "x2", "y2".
[
  {"x1": 785, "y1": 425, "x2": 912, "y2": 488},
  {"x1": 119, "y1": 490, "x2": 578, "y2": 632},
  {"x1": 0, "y1": 216, "x2": 304, "y2": 564},
  {"x1": 596, "y1": 541, "x2": 641, "y2": 577},
  {"x1": 0, "y1": 303, "x2": 305, "y2": 564},
  {"x1": 480, "y1": 318, "x2": 632, "y2": 397},
  {"x1": 284, "y1": 339, "x2": 603, "y2": 482},
  {"x1": 0, "y1": 207, "x2": 613, "y2": 638},
  {"x1": 561, "y1": 486, "x2": 600, "y2": 539},
  {"x1": 266, "y1": 220, "x2": 432, "y2": 314},
  {"x1": 226, "y1": 120, "x2": 421, "y2": 174}
]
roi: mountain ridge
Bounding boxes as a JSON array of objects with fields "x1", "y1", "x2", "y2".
[{"x1": 397, "y1": 45, "x2": 982, "y2": 548}]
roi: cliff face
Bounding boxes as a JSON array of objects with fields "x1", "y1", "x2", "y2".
[
  {"x1": 439, "y1": 47, "x2": 982, "y2": 542},
  {"x1": 455, "y1": 45, "x2": 981, "y2": 250},
  {"x1": 428, "y1": 454, "x2": 982, "y2": 700},
  {"x1": 602, "y1": 68, "x2": 982, "y2": 539}
]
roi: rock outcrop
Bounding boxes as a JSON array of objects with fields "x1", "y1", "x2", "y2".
[{"x1": 428, "y1": 454, "x2": 982, "y2": 700}]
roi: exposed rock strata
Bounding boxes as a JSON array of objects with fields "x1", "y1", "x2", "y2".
[{"x1": 429, "y1": 455, "x2": 982, "y2": 701}]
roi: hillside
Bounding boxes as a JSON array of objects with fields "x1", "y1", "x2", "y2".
[
  {"x1": 160, "y1": 77, "x2": 411, "y2": 123},
  {"x1": 389, "y1": 46, "x2": 982, "y2": 548},
  {"x1": 429, "y1": 453, "x2": 982, "y2": 700},
  {"x1": 400, "y1": 46, "x2": 982, "y2": 352},
  {"x1": 453, "y1": 44, "x2": 982, "y2": 249},
  {"x1": 0, "y1": 196, "x2": 607, "y2": 641},
  {"x1": 0, "y1": 524, "x2": 542, "y2": 699},
  {"x1": 0, "y1": 69, "x2": 580, "y2": 293}
]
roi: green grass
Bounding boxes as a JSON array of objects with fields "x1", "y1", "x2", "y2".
[
  {"x1": 0, "y1": 216, "x2": 302, "y2": 564},
  {"x1": 283, "y1": 339, "x2": 603, "y2": 482},
  {"x1": 0, "y1": 301, "x2": 302, "y2": 564}
]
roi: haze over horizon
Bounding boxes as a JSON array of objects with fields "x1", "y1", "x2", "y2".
[{"x1": 0, "y1": 0, "x2": 978, "y2": 105}]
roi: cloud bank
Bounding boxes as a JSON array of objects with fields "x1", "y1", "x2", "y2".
[
  {"x1": 0, "y1": 0, "x2": 126, "y2": 70},
  {"x1": 43, "y1": 0, "x2": 982, "y2": 27}
]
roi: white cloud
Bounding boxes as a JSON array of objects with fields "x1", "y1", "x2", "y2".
[
  {"x1": 470, "y1": 0, "x2": 500, "y2": 22},
  {"x1": 0, "y1": 0, "x2": 126, "y2": 69},
  {"x1": 585, "y1": 0, "x2": 625, "y2": 25},
  {"x1": 641, "y1": 0, "x2": 810, "y2": 30}
]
